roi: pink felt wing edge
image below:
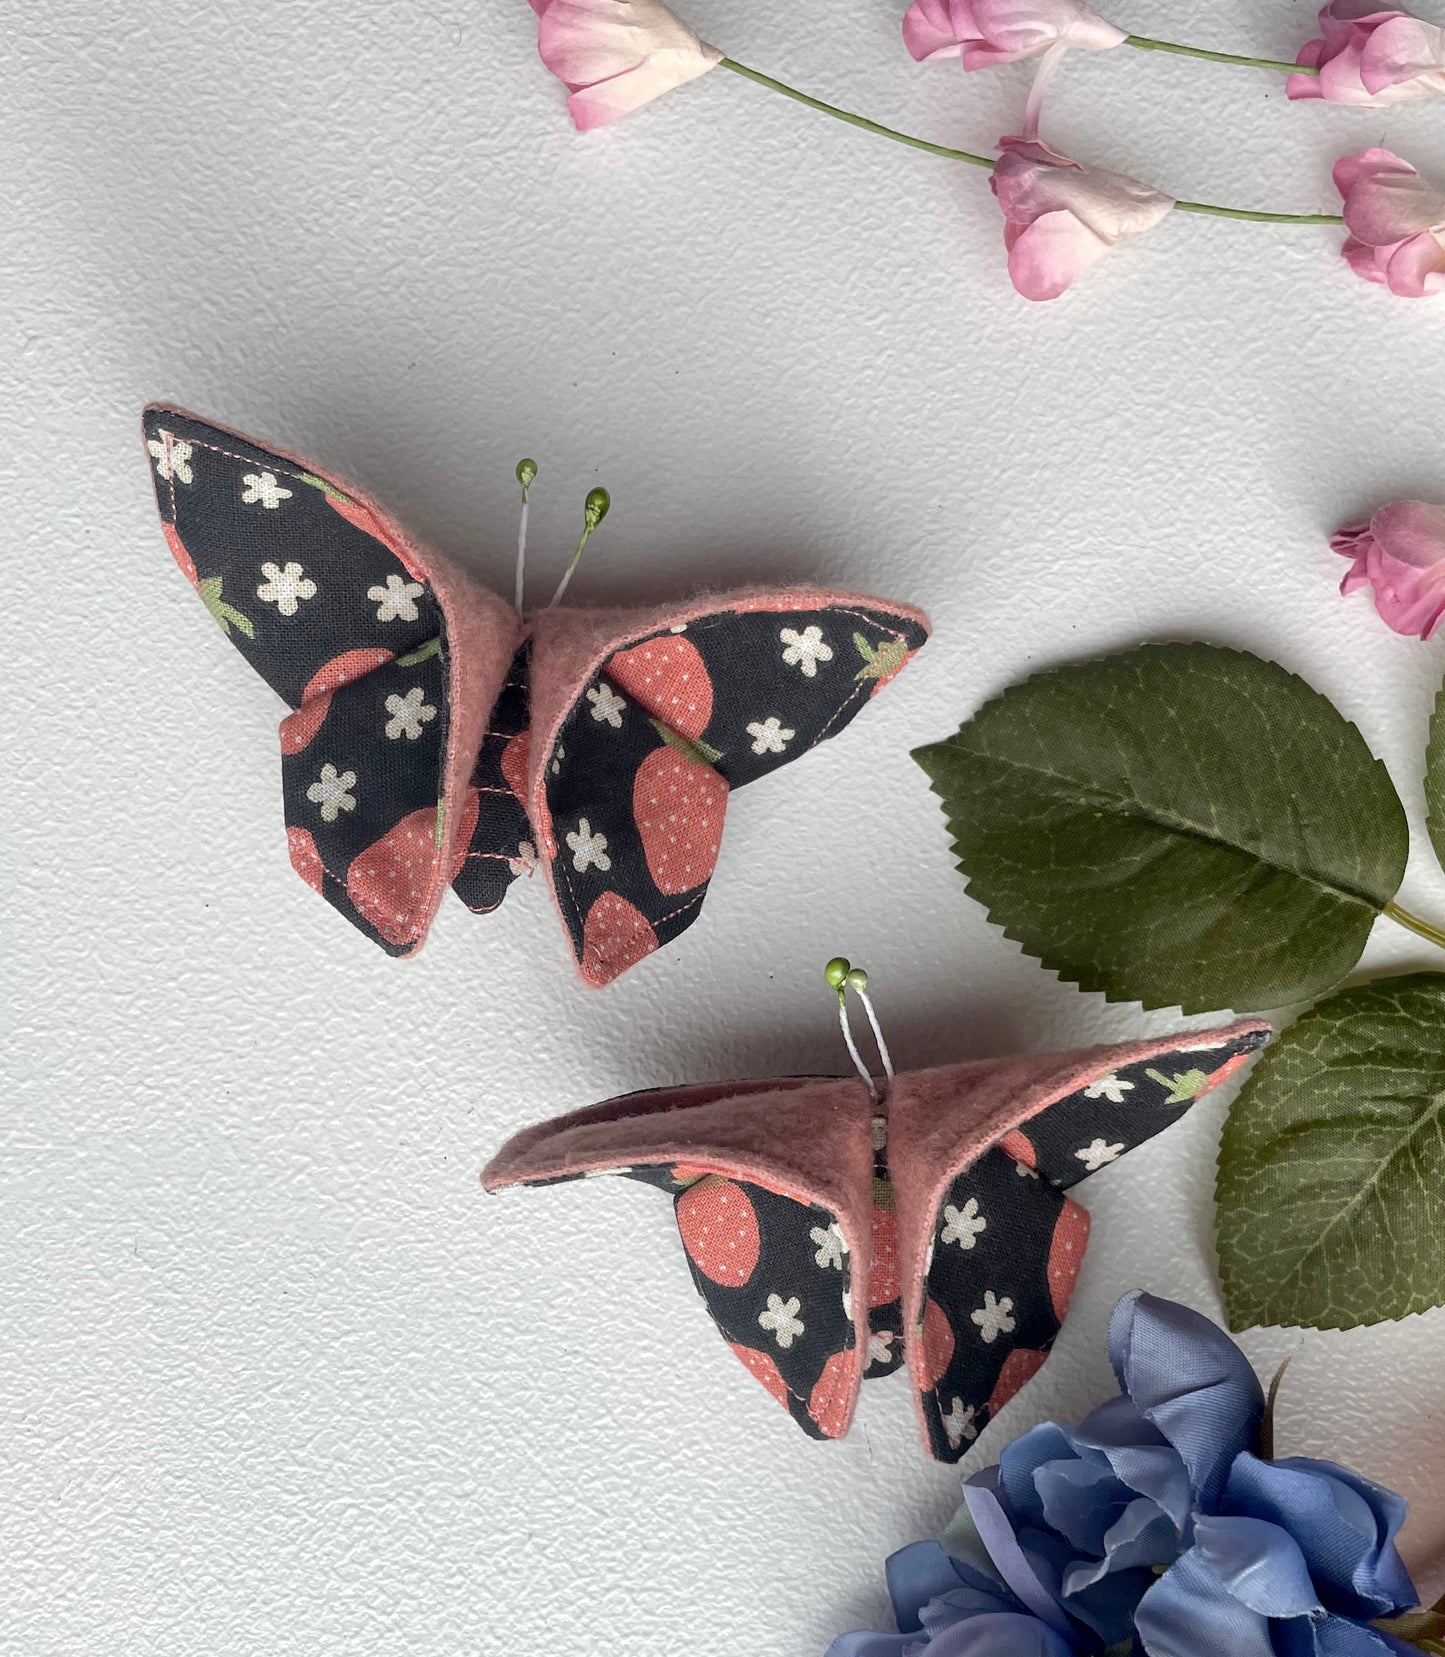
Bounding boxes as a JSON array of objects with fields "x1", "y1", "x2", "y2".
[
  {"x1": 525, "y1": 588, "x2": 932, "y2": 986},
  {"x1": 145, "y1": 404, "x2": 523, "y2": 956},
  {"x1": 886, "y1": 1016, "x2": 1272, "y2": 1454}
]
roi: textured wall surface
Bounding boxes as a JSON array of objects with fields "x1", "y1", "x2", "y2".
[{"x1": 5, "y1": 1, "x2": 1445, "y2": 1652}]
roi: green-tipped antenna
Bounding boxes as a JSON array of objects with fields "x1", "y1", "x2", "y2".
[
  {"x1": 514, "y1": 459, "x2": 538, "y2": 614},
  {"x1": 826, "y1": 957, "x2": 894, "y2": 1100},
  {"x1": 548, "y1": 485, "x2": 611, "y2": 608}
]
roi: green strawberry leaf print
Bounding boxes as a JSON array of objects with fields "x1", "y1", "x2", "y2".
[
  {"x1": 1144, "y1": 1068, "x2": 1210, "y2": 1105},
  {"x1": 651, "y1": 718, "x2": 723, "y2": 768},
  {"x1": 198, "y1": 576, "x2": 255, "y2": 639},
  {"x1": 854, "y1": 633, "x2": 908, "y2": 683},
  {"x1": 397, "y1": 637, "x2": 443, "y2": 668}
]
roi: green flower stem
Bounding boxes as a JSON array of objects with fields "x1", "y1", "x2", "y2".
[
  {"x1": 718, "y1": 58, "x2": 992, "y2": 167},
  {"x1": 1125, "y1": 34, "x2": 1316, "y2": 76},
  {"x1": 1385, "y1": 901, "x2": 1445, "y2": 953},
  {"x1": 719, "y1": 58, "x2": 1342, "y2": 224}
]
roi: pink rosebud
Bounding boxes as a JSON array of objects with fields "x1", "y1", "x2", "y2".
[
  {"x1": 530, "y1": 0, "x2": 722, "y2": 131},
  {"x1": 1334, "y1": 501, "x2": 1445, "y2": 639},
  {"x1": 1288, "y1": 3, "x2": 1445, "y2": 105},
  {"x1": 1333, "y1": 148, "x2": 1445, "y2": 297},
  {"x1": 903, "y1": 0, "x2": 1126, "y2": 67},
  {"x1": 989, "y1": 137, "x2": 1174, "y2": 301}
]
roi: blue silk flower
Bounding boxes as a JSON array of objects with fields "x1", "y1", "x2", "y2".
[{"x1": 828, "y1": 1292, "x2": 1421, "y2": 1657}]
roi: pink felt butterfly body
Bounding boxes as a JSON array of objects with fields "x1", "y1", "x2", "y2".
[
  {"x1": 143, "y1": 406, "x2": 930, "y2": 985},
  {"x1": 484, "y1": 1017, "x2": 1270, "y2": 1457}
]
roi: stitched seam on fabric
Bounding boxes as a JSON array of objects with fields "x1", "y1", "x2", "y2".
[{"x1": 153, "y1": 432, "x2": 335, "y2": 492}]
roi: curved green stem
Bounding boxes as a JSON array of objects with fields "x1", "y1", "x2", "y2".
[
  {"x1": 719, "y1": 58, "x2": 992, "y2": 167},
  {"x1": 1384, "y1": 901, "x2": 1445, "y2": 953},
  {"x1": 1174, "y1": 200, "x2": 1343, "y2": 225},
  {"x1": 1125, "y1": 34, "x2": 1315, "y2": 76},
  {"x1": 719, "y1": 58, "x2": 1341, "y2": 223}
]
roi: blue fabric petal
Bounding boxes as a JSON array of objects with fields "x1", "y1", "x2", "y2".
[
  {"x1": 888, "y1": 1544, "x2": 987, "y2": 1633},
  {"x1": 1238, "y1": 1456, "x2": 1418, "y2": 1619},
  {"x1": 1192, "y1": 1514, "x2": 1323, "y2": 1619},
  {"x1": 1135, "y1": 1550, "x2": 1278, "y2": 1657},
  {"x1": 824, "y1": 1631, "x2": 920, "y2": 1657},
  {"x1": 1063, "y1": 1498, "x2": 1182, "y2": 1593},
  {"x1": 997, "y1": 1424, "x2": 1081, "y2": 1531},
  {"x1": 963, "y1": 1481, "x2": 1077, "y2": 1639},
  {"x1": 1274, "y1": 1610, "x2": 1421, "y2": 1657},
  {"x1": 924, "y1": 1612, "x2": 1081, "y2": 1657},
  {"x1": 1107, "y1": 1292, "x2": 1264, "y2": 1513},
  {"x1": 1074, "y1": 1397, "x2": 1195, "y2": 1534},
  {"x1": 1033, "y1": 1455, "x2": 1135, "y2": 1555}
]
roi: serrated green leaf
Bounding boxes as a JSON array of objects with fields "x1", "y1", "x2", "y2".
[
  {"x1": 1427, "y1": 673, "x2": 1445, "y2": 878},
  {"x1": 912, "y1": 643, "x2": 1408, "y2": 1013},
  {"x1": 1216, "y1": 971, "x2": 1445, "y2": 1331}
]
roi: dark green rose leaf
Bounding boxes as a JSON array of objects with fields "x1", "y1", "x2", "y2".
[
  {"x1": 1427, "y1": 672, "x2": 1445, "y2": 877},
  {"x1": 1217, "y1": 972, "x2": 1445, "y2": 1331},
  {"x1": 912, "y1": 643, "x2": 1407, "y2": 1013}
]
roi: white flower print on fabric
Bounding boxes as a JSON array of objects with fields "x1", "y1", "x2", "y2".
[
  {"x1": 871, "y1": 1116, "x2": 888, "y2": 1152},
  {"x1": 971, "y1": 1291, "x2": 1016, "y2": 1344},
  {"x1": 147, "y1": 436, "x2": 193, "y2": 485},
  {"x1": 868, "y1": 1330, "x2": 897, "y2": 1367},
  {"x1": 306, "y1": 763, "x2": 357, "y2": 822},
  {"x1": 582, "y1": 1165, "x2": 632, "y2": 1178},
  {"x1": 550, "y1": 744, "x2": 565, "y2": 777},
  {"x1": 256, "y1": 561, "x2": 317, "y2": 617},
  {"x1": 1075, "y1": 1138, "x2": 1126, "y2": 1172},
  {"x1": 384, "y1": 687, "x2": 437, "y2": 741},
  {"x1": 507, "y1": 840, "x2": 537, "y2": 878},
  {"x1": 779, "y1": 625, "x2": 834, "y2": 678},
  {"x1": 746, "y1": 716, "x2": 796, "y2": 756},
  {"x1": 1085, "y1": 1073, "x2": 1135, "y2": 1104},
  {"x1": 810, "y1": 1222, "x2": 848, "y2": 1270},
  {"x1": 942, "y1": 1397, "x2": 979, "y2": 1449},
  {"x1": 940, "y1": 1197, "x2": 987, "y2": 1251},
  {"x1": 241, "y1": 470, "x2": 293, "y2": 509},
  {"x1": 566, "y1": 818, "x2": 611, "y2": 873},
  {"x1": 586, "y1": 684, "x2": 627, "y2": 728},
  {"x1": 1014, "y1": 1160, "x2": 1040, "y2": 1179},
  {"x1": 841, "y1": 1287, "x2": 853, "y2": 1320},
  {"x1": 368, "y1": 573, "x2": 425, "y2": 623},
  {"x1": 758, "y1": 1294, "x2": 805, "y2": 1350}
]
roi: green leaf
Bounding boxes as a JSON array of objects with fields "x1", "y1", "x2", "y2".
[
  {"x1": 1216, "y1": 971, "x2": 1445, "y2": 1330},
  {"x1": 1427, "y1": 671, "x2": 1445, "y2": 877},
  {"x1": 911, "y1": 643, "x2": 1408, "y2": 1013},
  {"x1": 650, "y1": 719, "x2": 723, "y2": 768},
  {"x1": 854, "y1": 633, "x2": 908, "y2": 683},
  {"x1": 198, "y1": 576, "x2": 255, "y2": 640},
  {"x1": 396, "y1": 636, "x2": 442, "y2": 667}
]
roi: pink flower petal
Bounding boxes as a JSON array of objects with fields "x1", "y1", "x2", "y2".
[
  {"x1": 1383, "y1": 228, "x2": 1445, "y2": 296},
  {"x1": 1360, "y1": 15, "x2": 1445, "y2": 94},
  {"x1": 533, "y1": 0, "x2": 720, "y2": 129},
  {"x1": 904, "y1": 0, "x2": 1122, "y2": 65},
  {"x1": 1374, "y1": 501, "x2": 1445, "y2": 567},
  {"x1": 1006, "y1": 209, "x2": 1112, "y2": 300}
]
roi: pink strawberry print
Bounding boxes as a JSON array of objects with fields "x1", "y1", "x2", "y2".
[
  {"x1": 987, "y1": 1348, "x2": 1048, "y2": 1416},
  {"x1": 869, "y1": 1181, "x2": 901, "y2": 1308},
  {"x1": 919, "y1": 1297, "x2": 955, "y2": 1389},
  {"x1": 1205, "y1": 1049, "x2": 1254, "y2": 1089},
  {"x1": 287, "y1": 826, "x2": 325, "y2": 893},
  {"x1": 1048, "y1": 1198, "x2": 1090, "y2": 1319},
  {"x1": 808, "y1": 1349, "x2": 856, "y2": 1439},
  {"x1": 677, "y1": 1176, "x2": 761, "y2": 1286},
  {"x1": 606, "y1": 634, "x2": 714, "y2": 741},
  {"x1": 729, "y1": 1342, "x2": 789, "y2": 1411},
  {"x1": 998, "y1": 1128, "x2": 1036, "y2": 1170},
  {"x1": 280, "y1": 647, "x2": 396, "y2": 755},
  {"x1": 345, "y1": 807, "x2": 441, "y2": 947},
  {"x1": 631, "y1": 747, "x2": 728, "y2": 896},
  {"x1": 450, "y1": 787, "x2": 481, "y2": 880},
  {"x1": 500, "y1": 731, "x2": 530, "y2": 806},
  {"x1": 162, "y1": 522, "x2": 199, "y2": 587},
  {"x1": 300, "y1": 473, "x2": 430, "y2": 583},
  {"x1": 580, "y1": 892, "x2": 659, "y2": 984}
]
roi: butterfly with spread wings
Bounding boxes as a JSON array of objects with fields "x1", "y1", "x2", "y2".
[
  {"x1": 142, "y1": 406, "x2": 930, "y2": 985},
  {"x1": 484, "y1": 1013, "x2": 1270, "y2": 1459}
]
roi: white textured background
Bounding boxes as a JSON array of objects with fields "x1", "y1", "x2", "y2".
[{"x1": 5, "y1": 1, "x2": 1445, "y2": 1652}]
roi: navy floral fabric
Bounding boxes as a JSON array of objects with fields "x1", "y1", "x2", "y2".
[{"x1": 508, "y1": 1029, "x2": 1269, "y2": 1457}]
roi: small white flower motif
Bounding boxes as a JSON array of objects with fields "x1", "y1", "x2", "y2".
[
  {"x1": 1075, "y1": 1138, "x2": 1126, "y2": 1173},
  {"x1": 669, "y1": 623, "x2": 688, "y2": 634},
  {"x1": 241, "y1": 470, "x2": 293, "y2": 509},
  {"x1": 779, "y1": 624, "x2": 834, "y2": 678},
  {"x1": 1014, "y1": 1160, "x2": 1040, "y2": 1179},
  {"x1": 867, "y1": 1331, "x2": 897, "y2": 1367},
  {"x1": 566, "y1": 818, "x2": 611, "y2": 873},
  {"x1": 384, "y1": 686, "x2": 437, "y2": 741},
  {"x1": 746, "y1": 716, "x2": 796, "y2": 756},
  {"x1": 971, "y1": 1291, "x2": 1016, "y2": 1345},
  {"x1": 841, "y1": 1287, "x2": 853, "y2": 1320},
  {"x1": 306, "y1": 763, "x2": 357, "y2": 822},
  {"x1": 925, "y1": 1239, "x2": 936, "y2": 1275},
  {"x1": 147, "y1": 436, "x2": 193, "y2": 484},
  {"x1": 507, "y1": 840, "x2": 537, "y2": 878},
  {"x1": 810, "y1": 1223, "x2": 848, "y2": 1270},
  {"x1": 871, "y1": 1116, "x2": 888, "y2": 1152},
  {"x1": 940, "y1": 1197, "x2": 987, "y2": 1251},
  {"x1": 758, "y1": 1293, "x2": 805, "y2": 1350},
  {"x1": 586, "y1": 684, "x2": 627, "y2": 728},
  {"x1": 368, "y1": 573, "x2": 425, "y2": 623},
  {"x1": 941, "y1": 1397, "x2": 979, "y2": 1450},
  {"x1": 256, "y1": 560, "x2": 317, "y2": 617},
  {"x1": 1085, "y1": 1073, "x2": 1135, "y2": 1104},
  {"x1": 550, "y1": 744, "x2": 565, "y2": 777},
  {"x1": 582, "y1": 1165, "x2": 632, "y2": 1178}
]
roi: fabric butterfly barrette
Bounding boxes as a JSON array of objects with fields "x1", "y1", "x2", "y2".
[
  {"x1": 142, "y1": 407, "x2": 930, "y2": 985},
  {"x1": 484, "y1": 961, "x2": 1271, "y2": 1460}
]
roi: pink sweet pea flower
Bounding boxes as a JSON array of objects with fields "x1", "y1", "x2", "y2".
[
  {"x1": 990, "y1": 137, "x2": 1175, "y2": 301},
  {"x1": 1334, "y1": 148, "x2": 1445, "y2": 297},
  {"x1": 1334, "y1": 502, "x2": 1445, "y2": 639},
  {"x1": 1288, "y1": 3, "x2": 1445, "y2": 105},
  {"x1": 903, "y1": 0, "x2": 1126, "y2": 66},
  {"x1": 530, "y1": 0, "x2": 722, "y2": 131}
]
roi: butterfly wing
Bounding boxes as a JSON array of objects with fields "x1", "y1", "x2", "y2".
[
  {"x1": 143, "y1": 406, "x2": 520, "y2": 953},
  {"x1": 526, "y1": 591, "x2": 930, "y2": 986},
  {"x1": 887, "y1": 1021, "x2": 1271, "y2": 1461},
  {"x1": 483, "y1": 1077, "x2": 876, "y2": 1439}
]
